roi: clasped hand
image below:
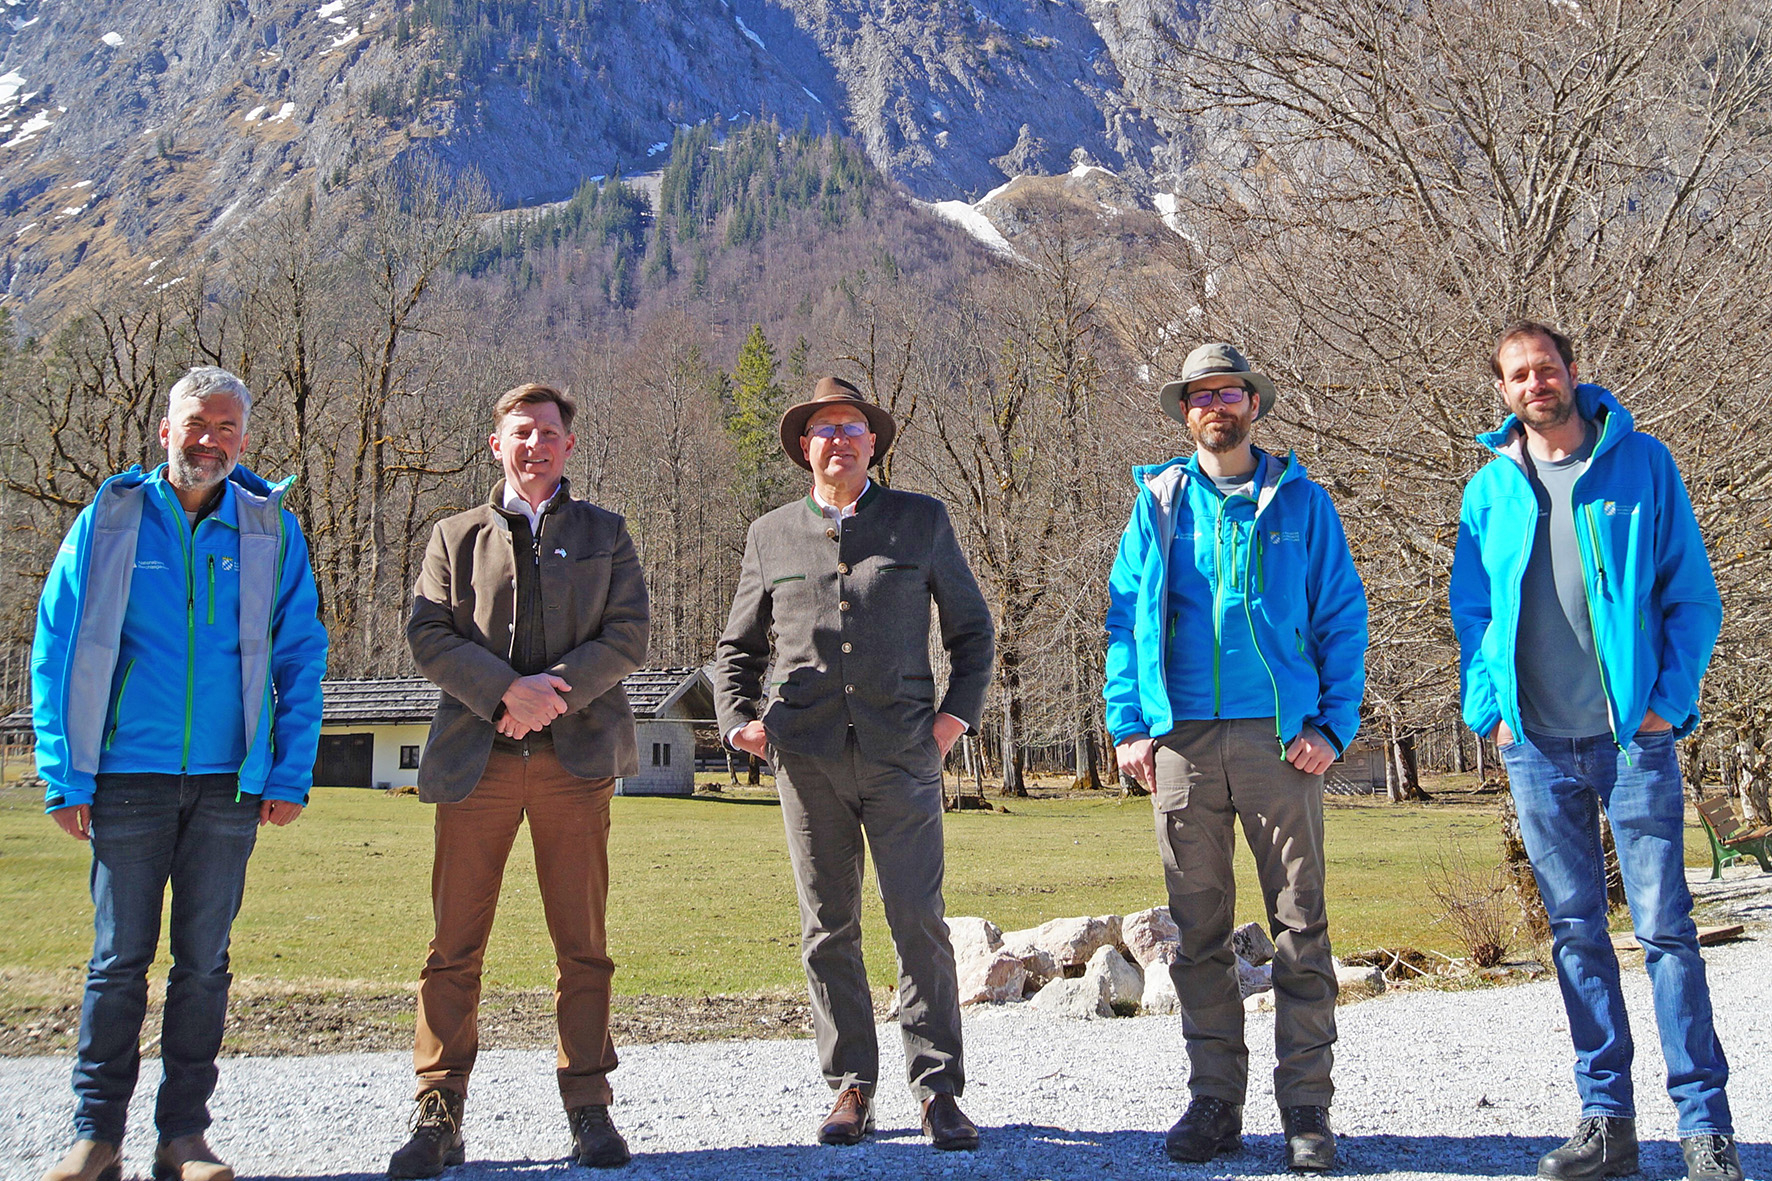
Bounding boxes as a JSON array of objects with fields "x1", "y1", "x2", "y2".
[{"x1": 498, "y1": 672, "x2": 573, "y2": 739}]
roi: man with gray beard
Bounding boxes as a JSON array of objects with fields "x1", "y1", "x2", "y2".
[{"x1": 31, "y1": 367, "x2": 328, "y2": 1181}]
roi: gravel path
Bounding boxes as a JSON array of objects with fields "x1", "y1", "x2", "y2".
[{"x1": 5, "y1": 873, "x2": 1767, "y2": 1181}]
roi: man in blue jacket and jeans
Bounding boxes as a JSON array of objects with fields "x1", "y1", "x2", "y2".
[
  {"x1": 31, "y1": 367, "x2": 328, "y2": 1181},
  {"x1": 1450, "y1": 322, "x2": 1737, "y2": 1181},
  {"x1": 1105, "y1": 343, "x2": 1367, "y2": 1172}
]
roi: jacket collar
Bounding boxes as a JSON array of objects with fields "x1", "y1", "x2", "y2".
[
  {"x1": 490, "y1": 476, "x2": 572, "y2": 519},
  {"x1": 1479, "y1": 383, "x2": 1633, "y2": 466},
  {"x1": 1137, "y1": 446, "x2": 1303, "y2": 514}
]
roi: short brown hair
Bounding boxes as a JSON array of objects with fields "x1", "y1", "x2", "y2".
[
  {"x1": 492, "y1": 382, "x2": 576, "y2": 433},
  {"x1": 1491, "y1": 321, "x2": 1575, "y2": 378}
]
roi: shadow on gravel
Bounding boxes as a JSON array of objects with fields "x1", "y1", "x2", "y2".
[{"x1": 239, "y1": 1133, "x2": 1771, "y2": 1181}]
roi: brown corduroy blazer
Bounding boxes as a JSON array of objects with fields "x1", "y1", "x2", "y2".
[{"x1": 407, "y1": 481, "x2": 650, "y2": 802}]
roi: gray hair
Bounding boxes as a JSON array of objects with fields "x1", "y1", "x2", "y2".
[{"x1": 167, "y1": 366, "x2": 253, "y2": 425}]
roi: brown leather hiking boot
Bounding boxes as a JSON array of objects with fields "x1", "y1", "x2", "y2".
[
  {"x1": 41, "y1": 1140, "x2": 121, "y2": 1181},
  {"x1": 567, "y1": 1104, "x2": 631, "y2": 1168},
  {"x1": 152, "y1": 1134, "x2": 234, "y2": 1181},
  {"x1": 388, "y1": 1089, "x2": 465, "y2": 1179}
]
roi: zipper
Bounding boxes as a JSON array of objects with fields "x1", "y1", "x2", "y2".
[
  {"x1": 103, "y1": 659, "x2": 137, "y2": 750},
  {"x1": 1577, "y1": 503, "x2": 1623, "y2": 751},
  {"x1": 1242, "y1": 529, "x2": 1285, "y2": 758},
  {"x1": 159, "y1": 483, "x2": 198, "y2": 771},
  {"x1": 206, "y1": 555, "x2": 216, "y2": 625},
  {"x1": 1211, "y1": 503, "x2": 1228, "y2": 715}
]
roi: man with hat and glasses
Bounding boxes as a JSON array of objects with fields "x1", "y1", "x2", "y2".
[
  {"x1": 712, "y1": 376, "x2": 995, "y2": 1151},
  {"x1": 1104, "y1": 344, "x2": 1367, "y2": 1171}
]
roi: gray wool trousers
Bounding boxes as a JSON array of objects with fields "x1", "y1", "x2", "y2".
[
  {"x1": 1155, "y1": 718, "x2": 1338, "y2": 1109},
  {"x1": 773, "y1": 730, "x2": 964, "y2": 1101}
]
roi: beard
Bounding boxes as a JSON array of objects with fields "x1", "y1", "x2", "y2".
[
  {"x1": 1515, "y1": 390, "x2": 1576, "y2": 432},
  {"x1": 1190, "y1": 415, "x2": 1250, "y2": 454},
  {"x1": 168, "y1": 446, "x2": 236, "y2": 493}
]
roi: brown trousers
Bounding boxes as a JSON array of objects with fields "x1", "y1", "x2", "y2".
[
  {"x1": 1155, "y1": 718, "x2": 1337, "y2": 1110},
  {"x1": 413, "y1": 744, "x2": 618, "y2": 1109}
]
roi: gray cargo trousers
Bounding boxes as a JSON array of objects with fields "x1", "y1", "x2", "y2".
[
  {"x1": 1155, "y1": 717, "x2": 1337, "y2": 1109},
  {"x1": 773, "y1": 730, "x2": 964, "y2": 1102}
]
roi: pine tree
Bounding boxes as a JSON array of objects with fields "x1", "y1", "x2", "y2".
[{"x1": 726, "y1": 324, "x2": 791, "y2": 519}]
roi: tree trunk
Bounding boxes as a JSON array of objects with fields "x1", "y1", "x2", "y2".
[
  {"x1": 1452, "y1": 728, "x2": 1468, "y2": 774},
  {"x1": 747, "y1": 754, "x2": 761, "y2": 787},
  {"x1": 1385, "y1": 721, "x2": 1424, "y2": 801},
  {"x1": 998, "y1": 672, "x2": 1028, "y2": 798},
  {"x1": 1072, "y1": 727, "x2": 1102, "y2": 791}
]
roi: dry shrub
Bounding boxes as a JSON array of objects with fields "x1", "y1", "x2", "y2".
[{"x1": 1423, "y1": 843, "x2": 1518, "y2": 969}]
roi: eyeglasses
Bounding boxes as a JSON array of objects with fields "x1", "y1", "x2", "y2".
[
  {"x1": 806, "y1": 422, "x2": 871, "y2": 440},
  {"x1": 1188, "y1": 385, "x2": 1248, "y2": 409}
]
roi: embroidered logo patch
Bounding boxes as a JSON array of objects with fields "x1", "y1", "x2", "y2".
[
  {"x1": 1603, "y1": 501, "x2": 1617, "y2": 516},
  {"x1": 219, "y1": 556, "x2": 239, "y2": 572},
  {"x1": 134, "y1": 559, "x2": 169, "y2": 571},
  {"x1": 1269, "y1": 531, "x2": 1302, "y2": 543}
]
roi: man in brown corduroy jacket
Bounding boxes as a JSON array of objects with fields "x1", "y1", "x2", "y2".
[{"x1": 389, "y1": 383, "x2": 649, "y2": 1177}]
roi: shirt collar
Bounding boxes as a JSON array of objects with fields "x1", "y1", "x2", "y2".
[
  {"x1": 811, "y1": 478, "x2": 871, "y2": 519},
  {"x1": 501, "y1": 479, "x2": 562, "y2": 529}
]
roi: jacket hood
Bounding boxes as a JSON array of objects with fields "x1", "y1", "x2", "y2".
[
  {"x1": 1479, "y1": 383, "x2": 1634, "y2": 459},
  {"x1": 1134, "y1": 447, "x2": 1306, "y2": 507}
]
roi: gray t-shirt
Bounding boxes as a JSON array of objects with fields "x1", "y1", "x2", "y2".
[
  {"x1": 1515, "y1": 421, "x2": 1611, "y2": 738},
  {"x1": 1206, "y1": 454, "x2": 1263, "y2": 500}
]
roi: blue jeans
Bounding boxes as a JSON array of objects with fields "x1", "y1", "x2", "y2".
[
  {"x1": 1503, "y1": 729, "x2": 1731, "y2": 1135},
  {"x1": 72, "y1": 773, "x2": 259, "y2": 1143}
]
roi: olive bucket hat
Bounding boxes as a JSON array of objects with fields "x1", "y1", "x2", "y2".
[{"x1": 1159, "y1": 342, "x2": 1280, "y2": 425}]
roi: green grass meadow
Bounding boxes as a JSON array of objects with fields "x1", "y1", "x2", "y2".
[{"x1": 0, "y1": 780, "x2": 1713, "y2": 997}]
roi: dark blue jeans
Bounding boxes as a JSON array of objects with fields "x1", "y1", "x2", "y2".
[
  {"x1": 1503, "y1": 729, "x2": 1731, "y2": 1135},
  {"x1": 72, "y1": 773, "x2": 259, "y2": 1144}
]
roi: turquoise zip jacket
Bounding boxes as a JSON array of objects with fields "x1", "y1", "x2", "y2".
[
  {"x1": 1449, "y1": 384, "x2": 1720, "y2": 748},
  {"x1": 1104, "y1": 448, "x2": 1369, "y2": 756},
  {"x1": 31, "y1": 464, "x2": 329, "y2": 810}
]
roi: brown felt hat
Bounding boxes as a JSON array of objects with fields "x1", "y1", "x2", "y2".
[{"x1": 777, "y1": 376, "x2": 897, "y2": 471}]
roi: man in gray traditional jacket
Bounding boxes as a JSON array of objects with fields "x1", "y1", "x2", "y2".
[{"x1": 713, "y1": 377, "x2": 995, "y2": 1151}]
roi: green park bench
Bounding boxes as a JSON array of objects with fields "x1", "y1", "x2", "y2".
[{"x1": 1694, "y1": 794, "x2": 1772, "y2": 880}]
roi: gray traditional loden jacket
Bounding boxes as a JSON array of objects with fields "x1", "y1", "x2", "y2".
[
  {"x1": 408, "y1": 479, "x2": 650, "y2": 802},
  {"x1": 713, "y1": 483, "x2": 995, "y2": 760}
]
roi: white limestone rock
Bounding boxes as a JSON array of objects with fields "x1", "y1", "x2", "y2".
[
  {"x1": 1335, "y1": 963, "x2": 1386, "y2": 993},
  {"x1": 958, "y1": 949, "x2": 1029, "y2": 1006},
  {"x1": 1140, "y1": 948, "x2": 1181, "y2": 1015},
  {"x1": 1122, "y1": 905, "x2": 1181, "y2": 967},
  {"x1": 1237, "y1": 955, "x2": 1273, "y2": 999},
  {"x1": 1000, "y1": 914, "x2": 1124, "y2": 973},
  {"x1": 1027, "y1": 972, "x2": 1113, "y2": 1019},
  {"x1": 1082, "y1": 944, "x2": 1144, "y2": 1011},
  {"x1": 946, "y1": 916, "x2": 1003, "y2": 964}
]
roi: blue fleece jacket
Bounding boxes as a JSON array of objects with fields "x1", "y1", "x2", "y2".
[
  {"x1": 31, "y1": 464, "x2": 329, "y2": 808},
  {"x1": 1104, "y1": 448, "x2": 1369, "y2": 756},
  {"x1": 1449, "y1": 384, "x2": 1720, "y2": 748}
]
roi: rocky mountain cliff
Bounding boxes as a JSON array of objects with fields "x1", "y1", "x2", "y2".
[{"x1": 0, "y1": 0, "x2": 1188, "y2": 319}]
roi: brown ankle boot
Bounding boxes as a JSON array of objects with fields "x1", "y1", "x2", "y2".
[
  {"x1": 41, "y1": 1140, "x2": 121, "y2": 1181},
  {"x1": 388, "y1": 1088, "x2": 465, "y2": 1179},
  {"x1": 152, "y1": 1134, "x2": 234, "y2": 1181}
]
